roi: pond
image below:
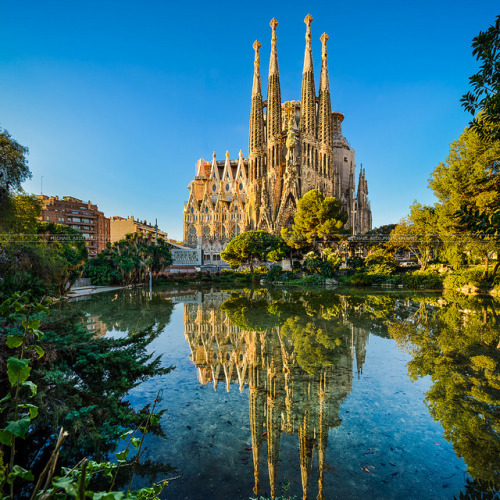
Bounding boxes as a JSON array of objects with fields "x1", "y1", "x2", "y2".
[{"x1": 75, "y1": 286, "x2": 500, "y2": 500}]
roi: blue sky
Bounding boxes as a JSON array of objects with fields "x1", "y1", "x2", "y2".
[{"x1": 1, "y1": 0, "x2": 498, "y2": 239}]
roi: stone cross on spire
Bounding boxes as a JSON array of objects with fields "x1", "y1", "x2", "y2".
[
  {"x1": 303, "y1": 14, "x2": 314, "y2": 72},
  {"x1": 320, "y1": 32, "x2": 329, "y2": 61},
  {"x1": 252, "y1": 40, "x2": 262, "y2": 97},
  {"x1": 305, "y1": 14, "x2": 313, "y2": 41},
  {"x1": 269, "y1": 18, "x2": 279, "y2": 76}
]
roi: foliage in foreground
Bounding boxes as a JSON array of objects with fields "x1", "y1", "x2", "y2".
[{"x1": 0, "y1": 293, "x2": 174, "y2": 498}]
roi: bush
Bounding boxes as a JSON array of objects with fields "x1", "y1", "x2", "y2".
[
  {"x1": 254, "y1": 265, "x2": 269, "y2": 274},
  {"x1": 365, "y1": 249, "x2": 397, "y2": 275},
  {"x1": 443, "y1": 267, "x2": 493, "y2": 290},
  {"x1": 293, "y1": 273, "x2": 325, "y2": 285},
  {"x1": 266, "y1": 265, "x2": 284, "y2": 283},
  {"x1": 346, "y1": 256, "x2": 365, "y2": 270},
  {"x1": 348, "y1": 273, "x2": 373, "y2": 286},
  {"x1": 402, "y1": 269, "x2": 444, "y2": 289},
  {"x1": 366, "y1": 263, "x2": 395, "y2": 276}
]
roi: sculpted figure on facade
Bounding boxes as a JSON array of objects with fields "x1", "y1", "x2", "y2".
[{"x1": 183, "y1": 15, "x2": 372, "y2": 260}]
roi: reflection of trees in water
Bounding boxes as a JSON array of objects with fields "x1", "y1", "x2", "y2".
[
  {"x1": 71, "y1": 288, "x2": 175, "y2": 335},
  {"x1": 388, "y1": 291, "x2": 500, "y2": 491},
  {"x1": 184, "y1": 289, "x2": 371, "y2": 499},
  {"x1": 185, "y1": 288, "x2": 500, "y2": 497}
]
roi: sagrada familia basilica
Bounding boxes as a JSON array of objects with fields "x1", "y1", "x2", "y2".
[{"x1": 183, "y1": 15, "x2": 372, "y2": 260}]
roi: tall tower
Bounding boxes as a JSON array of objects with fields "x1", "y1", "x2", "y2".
[
  {"x1": 266, "y1": 18, "x2": 284, "y2": 226},
  {"x1": 300, "y1": 14, "x2": 318, "y2": 195},
  {"x1": 248, "y1": 40, "x2": 266, "y2": 229},
  {"x1": 318, "y1": 32, "x2": 333, "y2": 192}
]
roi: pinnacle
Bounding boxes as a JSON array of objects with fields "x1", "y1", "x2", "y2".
[
  {"x1": 270, "y1": 18, "x2": 278, "y2": 29},
  {"x1": 304, "y1": 13, "x2": 313, "y2": 26},
  {"x1": 253, "y1": 40, "x2": 261, "y2": 52}
]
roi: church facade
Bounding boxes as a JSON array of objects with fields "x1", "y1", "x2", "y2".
[{"x1": 183, "y1": 15, "x2": 372, "y2": 261}]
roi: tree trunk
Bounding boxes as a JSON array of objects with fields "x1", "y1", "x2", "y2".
[{"x1": 484, "y1": 252, "x2": 490, "y2": 278}]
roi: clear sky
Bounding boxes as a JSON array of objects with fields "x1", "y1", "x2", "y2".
[{"x1": 1, "y1": 0, "x2": 498, "y2": 239}]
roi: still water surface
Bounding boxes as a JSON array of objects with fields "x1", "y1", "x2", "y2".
[{"x1": 78, "y1": 287, "x2": 500, "y2": 499}]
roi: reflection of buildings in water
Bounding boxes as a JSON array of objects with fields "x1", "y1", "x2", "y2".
[
  {"x1": 86, "y1": 314, "x2": 108, "y2": 337},
  {"x1": 183, "y1": 292, "x2": 370, "y2": 500}
]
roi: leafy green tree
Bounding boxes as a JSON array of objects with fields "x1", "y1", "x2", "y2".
[
  {"x1": 429, "y1": 126, "x2": 500, "y2": 276},
  {"x1": 365, "y1": 248, "x2": 397, "y2": 276},
  {"x1": 87, "y1": 233, "x2": 173, "y2": 285},
  {"x1": 461, "y1": 14, "x2": 500, "y2": 142},
  {"x1": 0, "y1": 130, "x2": 31, "y2": 201},
  {"x1": 0, "y1": 194, "x2": 41, "y2": 235},
  {"x1": 0, "y1": 223, "x2": 88, "y2": 299},
  {"x1": 390, "y1": 202, "x2": 440, "y2": 270},
  {"x1": 281, "y1": 190, "x2": 347, "y2": 254},
  {"x1": 429, "y1": 127, "x2": 500, "y2": 215},
  {"x1": 221, "y1": 230, "x2": 279, "y2": 272},
  {"x1": 37, "y1": 222, "x2": 88, "y2": 294}
]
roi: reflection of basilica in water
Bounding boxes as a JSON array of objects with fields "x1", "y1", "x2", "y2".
[{"x1": 183, "y1": 290, "x2": 370, "y2": 500}]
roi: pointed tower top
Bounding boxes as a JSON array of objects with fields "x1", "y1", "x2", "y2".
[
  {"x1": 305, "y1": 14, "x2": 313, "y2": 38},
  {"x1": 319, "y1": 32, "x2": 331, "y2": 94},
  {"x1": 252, "y1": 40, "x2": 262, "y2": 97},
  {"x1": 320, "y1": 32, "x2": 329, "y2": 60},
  {"x1": 225, "y1": 150, "x2": 230, "y2": 158},
  {"x1": 269, "y1": 18, "x2": 279, "y2": 76},
  {"x1": 303, "y1": 14, "x2": 314, "y2": 72},
  {"x1": 253, "y1": 40, "x2": 261, "y2": 59},
  {"x1": 239, "y1": 149, "x2": 243, "y2": 159}
]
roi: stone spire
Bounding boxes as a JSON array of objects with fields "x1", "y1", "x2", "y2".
[
  {"x1": 318, "y1": 33, "x2": 332, "y2": 147},
  {"x1": 267, "y1": 18, "x2": 282, "y2": 144},
  {"x1": 249, "y1": 40, "x2": 265, "y2": 158},
  {"x1": 300, "y1": 14, "x2": 316, "y2": 138}
]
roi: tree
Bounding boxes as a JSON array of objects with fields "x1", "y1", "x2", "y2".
[
  {"x1": 390, "y1": 203, "x2": 440, "y2": 270},
  {"x1": 0, "y1": 193, "x2": 41, "y2": 234},
  {"x1": 0, "y1": 129, "x2": 31, "y2": 201},
  {"x1": 429, "y1": 126, "x2": 500, "y2": 276},
  {"x1": 37, "y1": 222, "x2": 89, "y2": 294},
  {"x1": 87, "y1": 233, "x2": 173, "y2": 285},
  {"x1": 365, "y1": 248, "x2": 397, "y2": 276},
  {"x1": 281, "y1": 190, "x2": 347, "y2": 254},
  {"x1": 461, "y1": 15, "x2": 500, "y2": 142},
  {"x1": 220, "y1": 230, "x2": 280, "y2": 272}
]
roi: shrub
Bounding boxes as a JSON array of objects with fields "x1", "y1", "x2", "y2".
[
  {"x1": 266, "y1": 265, "x2": 284, "y2": 283},
  {"x1": 365, "y1": 249, "x2": 397, "y2": 275},
  {"x1": 402, "y1": 269, "x2": 444, "y2": 289},
  {"x1": 443, "y1": 267, "x2": 493, "y2": 290},
  {"x1": 255, "y1": 265, "x2": 269, "y2": 274},
  {"x1": 346, "y1": 256, "x2": 365, "y2": 270}
]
